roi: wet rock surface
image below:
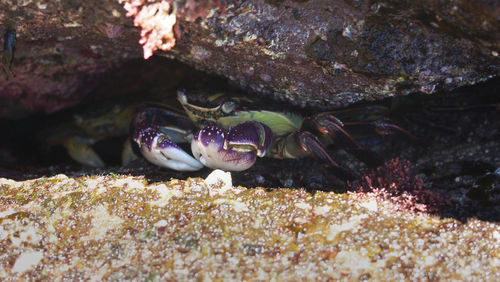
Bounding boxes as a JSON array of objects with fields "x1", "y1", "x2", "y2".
[
  {"x1": 0, "y1": 0, "x2": 142, "y2": 118},
  {"x1": 0, "y1": 174, "x2": 499, "y2": 280},
  {"x1": 0, "y1": 0, "x2": 499, "y2": 118},
  {"x1": 171, "y1": 0, "x2": 499, "y2": 107}
]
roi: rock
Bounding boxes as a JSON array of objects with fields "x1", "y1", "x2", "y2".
[
  {"x1": 0, "y1": 0, "x2": 498, "y2": 118},
  {"x1": 0, "y1": 174, "x2": 498, "y2": 279},
  {"x1": 166, "y1": 0, "x2": 499, "y2": 107},
  {"x1": 0, "y1": 0, "x2": 140, "y2": 118}
]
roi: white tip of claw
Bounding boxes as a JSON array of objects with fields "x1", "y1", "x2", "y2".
[{"x1": 142, "y1": 139, "x2": 204, "y2": 171}]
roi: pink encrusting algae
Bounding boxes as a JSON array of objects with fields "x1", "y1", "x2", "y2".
[
  {"x1": 123, "y1": 0, "x2": 177, "y2": 59},
  {"x1": 348, "y1": 158, "x2": 446, "y2": 213},
  {"x1": 121, "y1": 0, "x2": 228, "y2": 59}
]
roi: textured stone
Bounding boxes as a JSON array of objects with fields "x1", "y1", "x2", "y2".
[
  {"x1": 0, "y1": 0, "x2": 498, "y2": 117},
  {"x1": 0, "y1": 174, "x2": 498, "y2": 280}
]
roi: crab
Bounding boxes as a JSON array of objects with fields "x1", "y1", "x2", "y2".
[
  {"x1": 41, "y1": 89, "x2": 411, "y2": 180},
  {"x1": 130, "y1": 90, "x2": 411, "y2": 180},
  {"x1": 40, "y1": 100, "x2": 138, "y2": 168}
]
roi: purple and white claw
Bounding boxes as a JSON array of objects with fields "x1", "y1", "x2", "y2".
[
  {"x1": 191, "y1": 121, "x2": 273, "y2": 171},
  {"x1": 134, "y1": 127, "x2": 203, "y2": 171},
  {"x1": 225, "y1": 121, "x2": 273, "y2": 157}
]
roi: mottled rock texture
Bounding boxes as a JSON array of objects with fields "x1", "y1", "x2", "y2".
[
  {"x1": 0, "y1": 174, "x2": 499, "y2": 280},
  {"x1": 169, "y1": 0, "x2": 500, "y2": 107},
  {"x1": 0, "y1": 0, "x2": 499, "y2": 118}
]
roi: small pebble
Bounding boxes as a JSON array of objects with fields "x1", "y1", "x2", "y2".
[{"x1": 205, "y1": 169, "x2": 233, "y2": 194}]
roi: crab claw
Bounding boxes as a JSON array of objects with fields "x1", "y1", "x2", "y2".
[
  {"x1": 133, "y1": 127, "x2": 203, "y2": 171},
  {"x1": 63, "y1": 137, "x2": 105, "y2": 168},
  {"x1": 191, "y1": 121, "x2": 273, "y2": 171}
]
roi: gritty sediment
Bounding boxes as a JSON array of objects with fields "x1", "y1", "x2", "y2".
[{"x1": 0, "y1": 172, "x2": 498, "y2": 280}]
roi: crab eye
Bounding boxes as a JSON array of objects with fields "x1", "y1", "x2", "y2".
[{"x1": 221, "y1": 101, "x2": 236, "y2": 114}]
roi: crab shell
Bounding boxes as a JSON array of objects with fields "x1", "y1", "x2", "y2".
[{"x1": 176, "y1": 90, "x2": 310, "y2": 171}]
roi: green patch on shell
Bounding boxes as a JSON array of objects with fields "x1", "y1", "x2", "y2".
[{"x1": 217, "y1": 110, "x2": 303, "y2": 136}]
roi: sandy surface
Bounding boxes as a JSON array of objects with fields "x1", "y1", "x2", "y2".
[{"x1": 1, "y1": 171, "x2": 498, "y2": 280}]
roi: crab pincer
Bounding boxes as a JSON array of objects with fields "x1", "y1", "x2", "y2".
[
  {"x1": 191, "y1": 121, "x2": 273, "y2": 171},
  {"x1": 132, "y1": 127, "x2": 203, "y2": 171},
  {"x1": 131, "y1": 106, "x2": 204, "y2": 171}
]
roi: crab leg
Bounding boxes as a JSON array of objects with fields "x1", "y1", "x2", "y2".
[
  {"x1": 63, "y1": 136, "x2": 106, "y2": 168},
  {"x1": 274, "y1": 131, "x2": 358, "y2": 181},
  {"x1": 121, "y1": 139, "x2": 138, "y2": 166},
  {"x1": 41, "y1": 125, "x2": 106, "y2": 168},
  {"x1": 327, "y1": 105, "x2": 418, "y2": 140},
  {"x1": 342, "y1": 119, "x2": 418, "y2": 140},
  {"x1": 303, "y1": 113, "x2": 384, "y2": 167},
  {"x1": 371, "y1": 120, "x2": 418, "y2": 139},
  {"x1": 131, "y1": 106, "x2": 204, "y2": 171}
]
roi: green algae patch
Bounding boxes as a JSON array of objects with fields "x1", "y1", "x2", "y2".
[{"x1": 0, "y1": 174, "x2": 499, "y2": 280}]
